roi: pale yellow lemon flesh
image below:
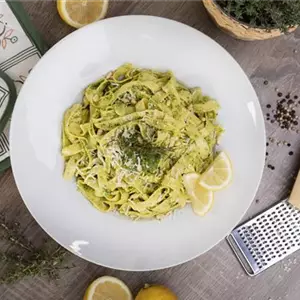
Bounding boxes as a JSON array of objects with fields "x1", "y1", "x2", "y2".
[
  {"x1": 198, "y1": 151, "x2": 232, "y2": 191},
  {"x1": 57, "y1": 0, "x2": 108, "y2": 28},
  {"x1": 83, "y1": 276, "x2": 132, "y2": 300},
  {"x1": 183, "y1": 173, "x2": 214, "y2": 216}
]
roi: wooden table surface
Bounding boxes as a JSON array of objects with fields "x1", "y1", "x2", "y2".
[{"x1": 1, "y1": 1, "x2": 300, "y2": 299}]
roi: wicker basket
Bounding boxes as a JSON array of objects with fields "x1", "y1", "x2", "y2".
[{"x1": 203, "y1": 0, "x2": 297, "y2": 41}]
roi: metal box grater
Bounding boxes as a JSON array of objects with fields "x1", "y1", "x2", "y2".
[{"x1": 227, "y1": 200, "x2": 300, "y2": 276}]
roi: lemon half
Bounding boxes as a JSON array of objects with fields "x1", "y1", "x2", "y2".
[
  {"x1": 84, "y1": 276, "x2": 132, "y2": 300},
  {"x1": 57, "y1": 0, "x2": 108, "y2": 29}
]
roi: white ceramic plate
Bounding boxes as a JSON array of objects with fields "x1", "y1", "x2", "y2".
[{"x1": 10, "y1": 16, "x2": 265, "y2": 271}]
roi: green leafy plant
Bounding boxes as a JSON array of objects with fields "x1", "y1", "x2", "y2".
[
  {"x1": 0, "y1": 215, "x2": 72, "y2": 284},
  {"x1": 216, "y1": 0, "x2": 300, "y2": 31}
]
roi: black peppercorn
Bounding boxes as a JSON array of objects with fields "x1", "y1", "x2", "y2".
[{"x1": 268, "y1": 91, "x2": 299, "y2": 131}]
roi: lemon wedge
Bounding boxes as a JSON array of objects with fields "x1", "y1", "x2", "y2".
[
  {"x1": 199, "y1": 151, "x2": 232, "y2": 191},
  {"x1": 83, "y1": 276, "x2": 132, "y2": 300},
  {"x1": 135, "y1": 285, "x2": 177, "y2": 300},
  {"x1": 57, "y1": 0, "x2": 108, "y2": 29},
  {"x1": 183, "y1": 173, "x2": 214, "y2": 216}
]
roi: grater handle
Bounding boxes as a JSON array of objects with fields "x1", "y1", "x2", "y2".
[{"x1": 289, "y1": 170, "x2": 300, "y2": 209}]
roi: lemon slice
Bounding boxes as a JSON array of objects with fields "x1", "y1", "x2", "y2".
[
  {"x1": 199, "y1": 151, "x2": 232, "y2": 191},
  {"x1": 83, "y1": 276, "x2": 133, "y2": 300},
  {"x1": 57, "y1": 0, "x2": 109, "y2": 29},
  {"x1": 183, "y1": 173, "x2": 214, "y2": 216}
]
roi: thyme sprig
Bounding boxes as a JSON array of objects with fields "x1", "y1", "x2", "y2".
[
  {"x1": 0, "y1": 215, "x2": 72, "y2": 284},
  {"x1": 217, "y1": 0, "x2": 300, "y2": 32}
]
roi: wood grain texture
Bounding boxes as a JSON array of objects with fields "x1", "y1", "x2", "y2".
[
  {"x1": 289, "y1": 170, "x2": 300, "y2": 209},
  {"x1": 1, "y1": 1, "x2": 300, "y2": 299}
]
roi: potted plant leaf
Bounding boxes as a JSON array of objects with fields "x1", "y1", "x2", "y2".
[{"x1": 203, "y1": 0, "x2": 300, "y2": 41}]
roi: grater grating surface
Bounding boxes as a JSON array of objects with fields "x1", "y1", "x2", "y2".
[{"x1": 227, "y1": 200, "x2": 300, "y2": 276}]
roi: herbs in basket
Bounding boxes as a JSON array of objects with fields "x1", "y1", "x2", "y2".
[{"x1": 203, "y1": 0, "x2": 300, "y2": 40}]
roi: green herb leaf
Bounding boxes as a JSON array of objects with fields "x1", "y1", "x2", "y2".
[
  {"x1": 217, "y1": 0, "x2": 300, "y2": 32},
  {"x1": 0, "y1": 215, "x2": 71, "y2": 284}
]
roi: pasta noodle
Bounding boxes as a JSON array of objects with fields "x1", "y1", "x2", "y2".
[{"x1": 61, "y1": 64, "x2": 223, "y2": 219}]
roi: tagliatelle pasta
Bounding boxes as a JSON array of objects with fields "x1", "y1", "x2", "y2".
[{"x1": 61, "y1": 64, "x2": 223, "y2": 219}]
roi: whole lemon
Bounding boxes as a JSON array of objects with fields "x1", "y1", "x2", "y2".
[{"x1": 135, "y1": 285, "x2": 177, "y2": 300}]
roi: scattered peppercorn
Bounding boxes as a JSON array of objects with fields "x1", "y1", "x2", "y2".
[
  {"x1": 264, "y1": 80, "x2": 268, "y2": 85},
  {"x1": 289, "y1": 151, "x2": 294, "y2": 156},
  {"x1": 266, "y1": 142, "x2": 269, "y2": 146},
  {"x1": 256, "y1": 199, "x2": 260, "y2": 203},
  {"x1": 266, "y1": 152, "x2": 269, "y2": 156},
  {"x1": 287, "y1": 143, "x2": 291, "y2": 147},
  {"x1": 268, "y1": 92, "x2": 300, "y2": 130},
  {"x1": 294, "y1": 95, "x2": 298, "y2": 99}
]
